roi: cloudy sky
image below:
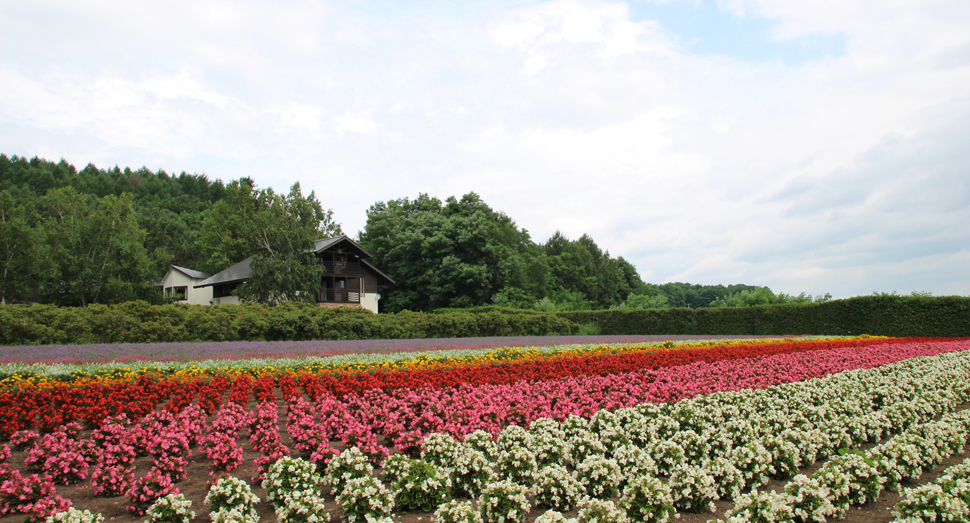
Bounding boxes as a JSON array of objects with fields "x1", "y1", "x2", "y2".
[{"x1": 2, "y1": 0, "x2": 968, "y2": 298}]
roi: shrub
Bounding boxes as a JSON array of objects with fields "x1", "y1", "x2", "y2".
[
  {"x1": 531, "y1": 465, "x2": 583, "y2": 511},
  {"x1": 324, "y1": 447, "x2": 374, "y2": 495},
  {"x1": 433, "y1": 500, "x2": 484, "y2": 523},
  {"x1": 719, "y1": 489, "x2": 794, "y2": 523},
  {"x1": 462, "y1": 431, "x2": 495, "y2": 459},
  {"x1": 479, "y1": 480, "x2": 530, "y2": 523},
  {"x1": 204, "y1": 475, "x2": 260, "y2": 523},
  {"x1": 644, "y1": 440, "x2": 685, "y2": 476},
  {"x1": 146, "y1": 493, "x2": 196, "y2": 523},
  {"x1": 568, "y1": 430, "x2": 607, "y2": 465},
  {"x1": 729, "y1": 442, "x2": 773, "y2": 489},
  {"x1": 44, "y1": 508, "x2": 104, "y2": 523},
  {"x1": 450, "y1": 447, "x2": 494, "y2": 498},
  {"x1": 534, "y1": 510, "x2": 575, "y2": 523},
  {"x1": 705, "y1": 457, "x2": 745, "y2": 501},
  {"x1": 201, "y1": 432, "x2": 244, "y2": 472},
  {"x1": 381, "y1": 456, "x2": 451, "y2": 512},
  {"x1": 826, "y1": 452, "x2": 885, "y2": 506},
  {"x1": 618, "y1": 475, "x2": 675, "y2": 523},
  {"x1": 126, "y1": 469, "x2": 177, "y2": 516},
  {"x1": 210, "y1": 506, "x2": 261, "y2": 523},
  {"x1": 273, "y1": 490, "x2": 330, "y2": 523},
  {"x1": 668, "y1": 464, "x2": 718, "y2": 513},
  {"x1": 528, "y1": 419, "x2": 569, "y2": 468},
  {"x1": 335, "y1": 476, "x2": 394, "y2": 523},
  {"x1": 784, "y1": 474, "x2": 836, "y2": 523},
  {"x1": 576, "y1": 498, "x2": 627, "y2": 523},
  {"x1": 575, "y1": 456, "x2": 621, "y2": 499},
  {"x1": 495, "y1": 447, "x2": 538, "y2": 487},
  {"x1": 421, "y1": 433, "x2": 461, "y2": 469},
  {"x1": 892, "y1": 483, "x2": 969, "y2": 522},
  {"x1": 262, "y1": 457, "x2": 322, "y2": 506},
  {"x1": 611, "y1": 445, "x2": 657, "y2": 488},
  {"x1": 24, "y1": 432, "x2": 89, "y2": 485}
]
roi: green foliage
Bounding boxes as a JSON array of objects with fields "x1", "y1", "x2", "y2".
[
  {"x1": 1, "y1": 154, "x2": 347, "y2": 306},
  {"x1": 643, "y1": 282, "x2": 767, "y2": 309},
  {"x1": 558, "y1": 294, "x2": 970, "y2": 337},
  {"x1": 1, "y1": 154, "x2": 225, "y2": 278},
  {"x1": 381, "y1": 456, "x2": 451, "y2": 511},
  {"x1": 39, "y1": 188, "x2": 154, "y2": 306},
  {"x1": 358, "y1": 193, "x2": 648, "y2": 313},
  {"x1": 199, "y1": 180, "x2": 338, "y2": 304},
  {"x1": 709, "y1": 287, "x2": 831, "y2": 308},
  {"x1": 0, "y1": 294, "x2": 968, "y2": 345},
  {"x1": 611, "y1": 293, "x2": 669, "y2": 310},
  {"x1": 0, "y1": 189, "x2": 47, "y2": 303},
  {"x1": 195, "y1": 179, "x2": 257, "y2": 275},
  {"x1": 618, "y1": 475, "x2": 675, "y2": 523},
  {"x1": 359, "y1": 193, "x2": 545, "y2": 312}
]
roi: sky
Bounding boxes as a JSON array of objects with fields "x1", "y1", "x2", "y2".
[{"x1": 1, "y1": 0, "x2": 968, "y2": 299}]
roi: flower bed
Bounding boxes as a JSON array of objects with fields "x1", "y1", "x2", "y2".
[{"x1": 0, "y1": 335, "x2": 968, "y2": 523}]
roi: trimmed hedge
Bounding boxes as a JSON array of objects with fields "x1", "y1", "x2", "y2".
[
  {"x1": 0, "y1": 302, "x2": 575, "y2": 345},
  {"x1": 0, "y1": 295, "x2": 966, "y2": 345},
  {"x1": 558, "y1": 295, "x2": 970, "y2": 337}
]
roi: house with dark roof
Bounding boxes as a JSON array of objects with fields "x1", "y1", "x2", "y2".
[
  {"x1": 192, "y1": 235, "x2": 394, "y2": 312},
  {"x1": 160, "y1": 265, "x2": 213, "y2": 305}
]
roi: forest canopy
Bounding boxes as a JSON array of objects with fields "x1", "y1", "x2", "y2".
[{"x1": 1, "y1": 154, "x2": 815, "y2": 309}]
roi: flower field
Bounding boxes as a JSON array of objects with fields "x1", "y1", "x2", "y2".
[{"x1": 1, "y1": 335, "x2": 970, "y2": 523}]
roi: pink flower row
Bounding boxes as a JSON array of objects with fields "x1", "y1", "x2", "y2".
[{"x1": 312, "y1": 339, "x2": 970, "y2": 453}]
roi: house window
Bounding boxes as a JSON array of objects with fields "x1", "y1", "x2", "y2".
[
  {"x1": 172, "y1": 286, "x2": 188, "y2": 300},
  {"x1": 360, "y1": 278, "x2": 365, "y2": 296},
  {"x1": 213, "y1": 282, "x2": 239, "y2": 298}
]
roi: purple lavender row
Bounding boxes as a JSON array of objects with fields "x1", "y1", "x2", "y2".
[{"x1": 0, "y1": 334, "x2": 763, "y2": 364}]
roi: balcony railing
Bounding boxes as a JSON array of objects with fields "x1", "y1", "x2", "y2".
[
  {"x1": 318, "y1": 289, "x2": 360, "y2": 304},
  {"x1": 320, "y1": 260, "x2": 361, "y2": 276}
]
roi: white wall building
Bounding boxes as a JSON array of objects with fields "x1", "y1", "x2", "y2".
[{"x1": 160, "y1": 266, "x2": 213, "y2": 305}]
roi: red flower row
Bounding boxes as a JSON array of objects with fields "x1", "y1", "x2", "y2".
[
  {"x1": 0, "y1": 337, "x2": 952, "y2": 439},
  {"x1": 298, "y1": 337, "x2": 944, "y2": 399}
]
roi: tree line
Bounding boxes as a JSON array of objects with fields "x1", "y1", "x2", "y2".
[
  {"x1": 0, "y1": 154, "x2": 335, "y2": 306},
  {"x1": 1, "y1": 154, "x2": 822, "y2": 310}
]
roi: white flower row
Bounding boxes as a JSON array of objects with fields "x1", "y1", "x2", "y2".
[
  {"x1": 405, "y1": 348, "x2": 970, "y2": 519},
  {"x1": 891, "y1": 456, "x2": 970, "y2": 522}
]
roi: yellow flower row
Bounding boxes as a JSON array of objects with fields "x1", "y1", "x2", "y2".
[{"x1": 0, "y1": 336, "x2": 879, "y2": 393}]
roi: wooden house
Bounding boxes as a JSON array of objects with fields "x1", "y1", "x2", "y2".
[{"x1": 192, "y1": 235, "x2": 394, "y2": 312}]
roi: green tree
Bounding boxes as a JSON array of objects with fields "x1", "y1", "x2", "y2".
[
  {"x1": 611, "y1": 293, "x2": 670, "y2": 310},
  {"x1": 39, "y1": 187, "x2": 153, "y2": 305},
  {"x1": 541, "y1": 232, "x2": 642, "y2": 309},
  {"x1": 0, "y1": 189, "x2": 47, "y2": 303},
  {"x1": 235, "y1": 182, "x2": 339, "y2": 304},
  {"x1": 359, "y1": 192, "x2": 543, "y2": 311},
  {"x1": 707, "y1": 287, "x2": 831, "y2": 307},
  {"x1": 138, "y1": 205, "x2": 202, "y2": 275},
  {"x1": 195, "y1": 179, "x2": 259, "y2": 275},
  {"x1": 194, "y1": 179, "x2": 339, "y2": 304}
]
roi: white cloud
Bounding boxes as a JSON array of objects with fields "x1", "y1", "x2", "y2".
[{"x1": 1, "y1": 0, "x2": 968, "y2": 297}]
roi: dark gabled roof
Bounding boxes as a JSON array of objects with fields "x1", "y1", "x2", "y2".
[
  {"x1": 361, "y1": 258, "x2": 395, "y2": 285},
  {"x1": 171, "y1": 265, "x2": 211, "y2": 280},
  {"x1": 194, "y1": 236, "x2": 393, "y2": 289},
  {"x1": 194, "y1": 257, "x2": 252, "y2": 288},
  {"x1": 312, "y1": 235, "x2": 374, "y2": 258}
]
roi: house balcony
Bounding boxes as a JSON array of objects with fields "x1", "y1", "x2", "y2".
[
  {"x1": 320, "y1": 260, "x2": 362, "y2": 277},
  {"x1": 318, "y1": 288, "x2": 360, "y2": 304}
]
